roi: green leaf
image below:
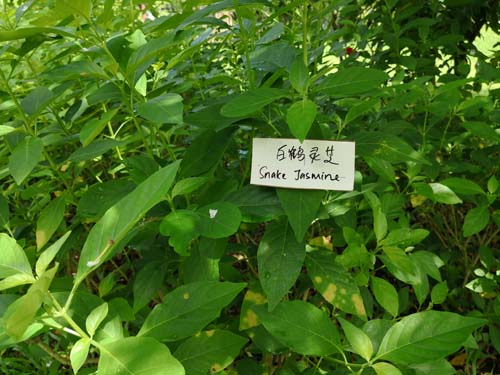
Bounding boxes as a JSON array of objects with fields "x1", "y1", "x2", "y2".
[
  {"x1": 375, "y1": 311, "x2": 486, "y2": 364},
  {"x1": 172, "y1": 177, "x2": 209, "y2": 198},
  {"x1": 182, "y1": 238, "x2": 225, "y2": 284},
  {"x1": 80, "y1": 108, "x2": 119, "y2": 147},
  {"x1": 462, "y1": 121, "x2": 500, "y2": 143},
  {"x1": 220, "y1": 88, "x2": 287, "y2": 117},
  {"x1": 257, "y1": 220, "x2": 305, "y2": 311},
  {"x1": 440, "y1": 177, "x2": 485, "y2": 196},
  {"x1": 0, "y1": 195, "x2": 9, "y2": 227},
  {"x1": 277, "y1": 188, "x2": 323, "y2": 242},
  {"x1": 70, "y1": 338, "x2": 90, "y2": 375},
  {"x1": 86, "y1": 302, "x2": 109, "y2": 337},
  {"x1": 372, "y1": 362, "x2": 402, "y2": 375},
  {"x1": 0, "y1": 125, "x2": 16, "y2": 137},
  {"x1": 371, "y1": 276, "x2": 399, "y2": 317},
  {"x1": 227, "y1": 185, "x2": 283, "y2": 223},
  {"x1": 487, "y1": 175, "x2": 499, "y2": 194},
  {"x1": 138, "y1": 281, "x2": 245, "y2": 341},
  {"x1": 36, "y1": 231, "x2": 71, "y2": 277},
  {"x1": 20, "y1": 87, "x2": 55, "y2": 116},
  {"x1": 8, "y1": 136, "x2": 44, "y2": 185},
  {"x1": 136, "y1": 94, "x2": 183, "y2": 125},
  {"x1": 76, "y1": 161, "x2": 180, "y2": 283},
  {"x1": 197, "y1": 201, "x2": 242, "y2": 239},
  {"x1": 408, "y1": 359, "x2": 455, "y2": 375},
  {"x1": 36, "y1": 195, "x2": 65, "y2": 250},
  {"x1": 286, "y1": 99, "x2": 317, "y2": 142},
  {"x1": 306, "y1": 251, "x2": 366, "y2": 318},
  {"x1": 382, "y1": 228, "x2": 429, "y2": 248},
  {"x1": 68, "y1": 139, "x2": 122, "y2": 163},
  {"x1": 289, "y1": 58, "x2": 309, "y2": 94},
  {"x1": 133, "y1": 262, "x2": 167, "y2": 312},
  {"x1": 318, "y1": 67, "x2": 388, "y2": 97},
  {"x1": 98, "y1": 337, "x2": 184, "y2": 375},
  {"x1": 428, "y1": 183, "x2": 462, "y2": 204},
  {"x1": 338, "y1": 317, "x2": 373, "y2": 361},
  {"x1": 431, "y1": 282, "x2": 448, "y2": 305},
  {"x1": 180, "y1": 128, "x2": 235, "y2": 177},
  {"x1": 4, "y1": 266, "x2": 57, "y2": 339},
  {"x1": 463, "y1": 205, "x2": 490, "y2": 237},
  {"x1": 0, "y1": 27, "x2": 76, "y2": 42},
  {"x1": 365, "y1": 156, "x2": 396, "y2": 183},
  {"x1": 160, "y1": 210, "x2": 200, "y2": 255},
  {"x1": 174, "y1": 330, "x2": 248, "y2": 375},
  {"x1": 55, "y1": 0, "x2": 92, "y2": 19},
  {"x1": 0, "y1": 234, "x2": 33, "y2": 279},
  {"x1": 252, "y1": 301, "x2": 340, "y2": 356},
  {"x1": 239, "y1": 282, "x2": 267, "y2": 330}
]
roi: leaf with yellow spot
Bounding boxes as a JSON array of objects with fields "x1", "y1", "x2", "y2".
[
  {"x1": 239, "y1": 282, "x2": 267, "y2": 330},
  {"x1": 174, "y1": 329, "x2": 247, "y2": 375},
  {"x1": 306, "y1": 250, "x2": 367, "y2": 319}
]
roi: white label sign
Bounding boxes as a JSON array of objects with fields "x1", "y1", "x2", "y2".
[{"x1": 251, "y1": 138, "x2": 355, "y2": 191}]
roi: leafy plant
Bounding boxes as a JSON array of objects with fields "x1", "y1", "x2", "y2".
[{"x1": 1, "y1": 0, "x2": 499, "y2": 374}]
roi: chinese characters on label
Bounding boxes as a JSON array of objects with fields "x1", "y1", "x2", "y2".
[{"x1": 250, "y1": 138, "x2": 355, "y2": 191}]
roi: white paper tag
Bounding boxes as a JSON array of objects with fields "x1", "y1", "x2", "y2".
[{"x1": 251, "y1": 138, "x2": 355, "y2": 191}]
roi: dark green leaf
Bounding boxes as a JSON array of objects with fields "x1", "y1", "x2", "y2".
[
  {"x1": 462, "y1": 121, "x2": 500, "y2": 143},
  {"x1": 136, "y1": 94, "x2": 183, "y2": 125},
  {"x1": 68, "y1": 139, "x2": 122, "y2": 163},
  {"x1": 289, "y1": 58, "x2": 309, "y2": 94},
  {"x1": 227, "y1": 185, "x2": 283, "y2": 223},
  {"x1": 463, "y1": 205, "x2": 490, "y2": 237},
  {"x1": 277, "y1": 189, "x2": 323, "y2": 242},
  {"x1": 440, "y1": 177, "x2": 485, "y2": 196},
  {"x1": 36, "y1": 195, "x2": 66, "y2": 250},
  {"x1": 197, "y1": 201, "x2": 242, "y2": 239},
  {"x1": 20, "y1": 87, "x2": 54, "y2": 116},
  {"x1": 286, "y1": 99, "x2": 317, "y2": 142},
  {"x1": 371, "y1": 276, "x2": 399, "y2": 317},
  {"x1": 257, "y1": 220, "x2": 305, "y2": 311},
  {"x1": 252, "y1": 301, "x2": 340, "y2": 356}
]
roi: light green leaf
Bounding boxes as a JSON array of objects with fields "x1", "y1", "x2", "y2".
[
  {"x1": 0, "y1": 125, "x2": 16, "y2": 137},
  {"x1": 36, "y1": 231, "x2": 71, "y2": 277},
  {"x1": 440, "y1": 177, "x2": 485, "y2": 196},
  {"x1": 76, "y1": 161, "x2": 180, "y2": 284},
  {"x1": 86, "y1": 302, "x2": 109, "y2": 337},
  {"x1": 171, "y1": 177, "x2": 209, "y2": 198},
  {"x1": 318, "y1": 67, "x2": 388, "y2": 97},
  {"x1": 160, "y1": 210, "x2": 200, "y2": 255},
  {"x1": 4, "y1": 266, "x2": 57, "y2": 339},
  {"x1": 138, "y1": 281, "x2": 245, "y2": 341},
  {"x1": 408, "y1": 359, "x2": 455, "y2": 375},
  {"x1": 431, "y1": 282, "x2": 448, "y2": 305},
  {"x1": 372, "y1": 362, "x2": 402, "y2": 375},
  {"x1": 20, "y1": 87, "x2": 55, "y2": 116},
  {"x1": 487, "y1": 175, "x2": 499, "y2": 194},
  {"x1": 252, "y1": 301, "x2": 341, "y2": 356},
  {"x1": 371, "y1": 276, "x2": 399, "y2": 317},
  {"x1": 306, "y1": 250, "x2": 366, "y2": 318},
  {"x1": 429, "y1": 183, "x2": 462, "y2": 204},
  {"x1": 182, "y1": 238, "x2": 225, "y2": 284},
  {"x1": 0, "y1": 233, "x2": 33, "y2": 279},
  {"x1": 286, "y1": 99, "x2": 317, "y2": 142},
  {"x1": 55, "y1": 0, "x2": 92, "y2": 19},
  {"x1": 257, "y1": 220, "x2": 305, "y2": 311},
  {"x1": 0, "y1": 27, "x2": 76, "y2": 42},
  {"x1": 174, "y1": 330, "x2": 248, "y2": 375},
  {"x1": 463, "y1": 205, "x2": 490, "y2": 237},
  {"x1": 36, "y1": 195, "x2": 66, "y2": 250},
  {"x1": 289, "y1": 58, "x2": 309, "y2": 94},
  {"x1": 382, "y1": 228, "x2": 429, "y2": 248},
  {"x1": 80, "y1": 108, "x2": 119, "y2": 147},
  {"x1": 70, "y1": 338, "x2": 90, "y2": 374},
  {"x1": 338, "y1": 317, "x2": 373, "y2": 361},
  {"x1": 220, "y1": 88, "x2": 288, "y2": 118},
  {"x1": 375, "y1": 311, "x2": 486, "y2": 364},
  {"x1": 197, "y1": 201, "x2": 242, "y2": 239},
  {"x1": 98, "y1": 337, "x2": 185, "y2": 375},
  {"x1": 277, "y1": 188, "x2": 323, "y2": 242},
  {"x1": 136, "y1": 94, "x2": 183, "y2": 125},
  {"x1": 8, "y1": 136, "x2": 44, "y2": 185}
]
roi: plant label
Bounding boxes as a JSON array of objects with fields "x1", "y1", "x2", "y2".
[{"x1": 251, "y1": 138, "x2": 355, "y2": 191}]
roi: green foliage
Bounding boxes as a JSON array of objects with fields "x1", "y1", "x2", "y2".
[{"x1": 0, "y1": 0, "x2": 499, "y2": 374}]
